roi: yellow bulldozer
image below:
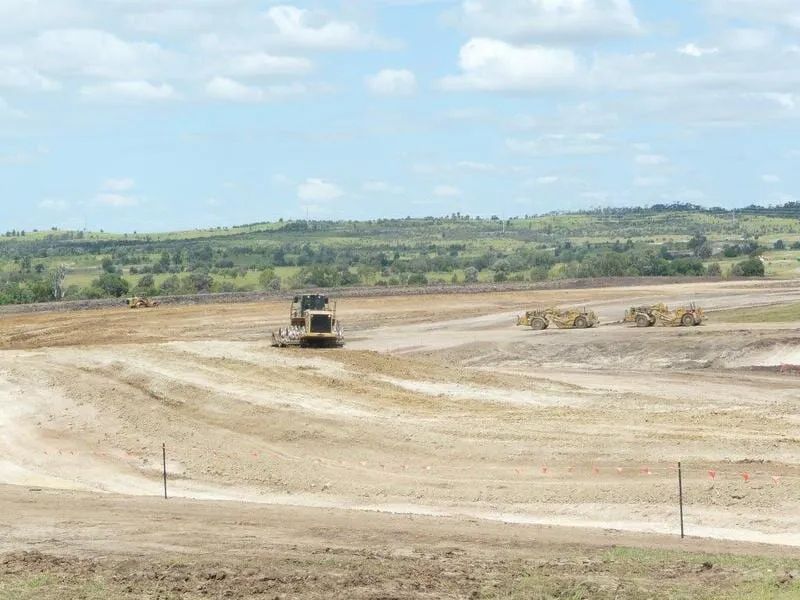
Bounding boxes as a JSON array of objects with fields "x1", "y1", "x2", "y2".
[
  {"x1": 127, "y1": 296, "x2": 160, "y2": 309},
  {"x1": 624, "y1": 303, "x2": 705, "y2": 327},
  {"x1": 271, "y1": 294, "x2": 344, "y2": 348},
  {"x1": 517, "y1": 307, "x2": 599, "y2": 330}
]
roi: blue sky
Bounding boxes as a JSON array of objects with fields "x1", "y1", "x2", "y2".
[{"x1": 1, "y1": 0, "x2": 799, "y2": 232}]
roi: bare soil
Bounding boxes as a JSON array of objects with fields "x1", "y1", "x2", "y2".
[{"x1": 2, "y1": 279, "x2": 800, "y2": 598}]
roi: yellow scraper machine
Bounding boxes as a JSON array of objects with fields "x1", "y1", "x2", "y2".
[
  {"x1": 624, "y1": 303, "x2": 705, "y2": 327},
  {"x1": 517, "y1": 307, "x2": 599, "y2": 330},
  {"x1": 272, "y1": 294, "x2": 345, "y2": 348}
]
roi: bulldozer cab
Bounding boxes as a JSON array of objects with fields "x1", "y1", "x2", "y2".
[
  {"x1": 295, "y1": 294, "x2": 328, "y2": 312},
  {"x1": 291, "y1": 294, "x2": 330, "y2": 324}
]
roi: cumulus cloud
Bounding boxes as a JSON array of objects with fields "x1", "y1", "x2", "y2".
[
  {"x1": 677, "y1": 43, "x2": 719, "y2": 57},
  {"x1": 81, "y1": 80, "x2": 178, "y2": 102},
  {"x1": 507, "y1": 133, "x2": 613, "y2": 156},
  {"x1": 366, "y1": 69, "x2": 417, "y2": 95},
  {"x1": 205, "y1": 77, "x2": 309, "y2": 102},
  {"x1": 0, "y1": 96, "x2": 25, "y2": 119},
  {"x1": 459, "y1": 0, "x2": 642, "y2": 41},
  {"x1": 297, "y1": 178, "x2": 343, "y2": 202},
  {"x1": 0, "y1": 66, "x2": 60, "y2": 91},
  {"x1": 95, "y1": 178, "x2": 139, "y2": 207},
  {"x1": 227, "y1": 52, "x2": 312, "y2": 77},
  {"x1": 635, "y1": 154, "x2": 669, "y2": 166},
  {"x1": 707, "y1": 0, "x2": 800, "y2": 30},
  {"x1": 262, "y1": 5, "x2": 384, "y2": 50},
  {"x1": 442, "y1": 38, "x2": 582, "y2": 91},
  {"x1": 30, "y1": 29, "x2": 170, "y2": 80},
  {"x1": 103, "y1": 178, "x2": 135, "y2": 192}
]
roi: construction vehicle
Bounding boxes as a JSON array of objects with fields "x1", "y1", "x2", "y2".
[
  {"x1": 517, "y1": 307, "x2": 599, "y2": 330},
  {"x1": 127, "y1": 296, "x2": 160, "y2": 308},
  {"x1": 271, "y1": 294, "x2": 344, "y2": 348},
  {"x1": 624, "y1": 303, "x2": 705, "y2": 327}
]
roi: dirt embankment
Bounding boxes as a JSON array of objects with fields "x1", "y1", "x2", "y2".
[{"x1": 1, "y1": 279, "x2": 800, "y2": 598}]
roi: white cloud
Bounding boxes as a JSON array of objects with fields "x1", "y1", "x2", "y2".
[
  {"x1": 762, "y1": 174, "x2": 781, "y2": 184},
  {"x1": 262, "y1": 5, "x2": 382, "y2": 50},
  {"x1": 433, "y1": 184, "x2": 462, "y2": 197},
  {"x1": 81, "y1": 80, "x2": 178, "y2": 102},
  {"x1": 103, "y1": 178, "x2": 135, "y2": 192},
  {"x1": 206, "y1": 77, "x2": 262, "y2": 102},
  {"x1": 228, "y1": 53, "x2": 312, "y2": 77},
  {"x1": 0, "y1": 66, "x2": 60, "y2": 91},
  {"x1": 635, "y1": 154, "x2": 669, "y2": 166},
  {"x1": 31, "y1": 29, "x2": 169, "y2": 79},
  {"x1": 459, "y1": 0, "x2": 641, "y2": 41},
  {"x1": 366, "y1": 69, "x2": 417, "y2": 96},
  {"x1": 363, "y1": 180, "x2": 404, "y2": 194},
  {"x1": 125, "y1": 9, "x2": 217, "y2": 34},
  {"x1": 707, "y1": 0, "x2": 800, "y2": 30},
  {"x1": 0, "y1": 96, "x2": 25, "y2": 119},
  {"x1": 442, "y1": 38, "x2": 582, "y2": 91},
  {"x1": 0, "y1": 0, "x2": 87, "y2": 33},
  {"x1": 535, "y1": 175, "x2": 560, "y2": 185},
  {"x1": 297, "y1": 178, "x2": 343, "y2": 202},
  {"x1": 205, "y1": 76, "x2": 309, "y2": 102},
  {"x1": 507, "y1": 133, "x2": 612, "y2": 156},
  {"x1": 677, "y1": 43, "x2": 719, "y2": 57}
]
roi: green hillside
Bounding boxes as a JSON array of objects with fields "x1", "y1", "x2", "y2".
[{"x1": 2, "y1": 203, "x2": 799, "y2": 306}]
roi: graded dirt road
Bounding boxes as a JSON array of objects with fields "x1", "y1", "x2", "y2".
[{"x1": 1, "y1": 280, "x2": 800, "y2": 598}]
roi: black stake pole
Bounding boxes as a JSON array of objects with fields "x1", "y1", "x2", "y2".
[
  {"x1": 162, "y1": 442, "x2": 168, "y2": 500},
  {"x1": 678, "y1": 461, "x2": 684, "y2": 539}
]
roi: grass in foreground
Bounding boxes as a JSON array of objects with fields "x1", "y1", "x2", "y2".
[
  {"x1": 2, "y1": 545, "x2": 799, "y2": 600},
  {"x1": 715, "y1": 302, "x2": 800, "y2": 323}
]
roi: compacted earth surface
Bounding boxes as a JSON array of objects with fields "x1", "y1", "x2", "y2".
[{"x1": 1, "y1": 280, "x2": 800, "y2": 598}]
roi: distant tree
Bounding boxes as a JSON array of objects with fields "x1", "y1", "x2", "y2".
[
  {"x1": 696, "y1": 243, "x2": 713, "y2": 259},
  {"x1": 774, "y1": 239, "x2": 785, "y2": 250},
  {"x1": 529, "y1": 266, "x2": 549, "y2": 282},
  {"x1": 464, "y1": 267, "x2": 479, "y2": 284},
  {"x1": 159, "y1": 275, "x2": 181, "y2": 295},
  {"x1": 101, "y1": 257, "x2": 117, "y2": 273},
  {"x1": 407, "y1": 272, "x2": 428, "y2": 286},
  {"x1": 92, "y1": 273, "x2": 130, "y2": 297},
  {"x1": 688, "y1": 233, "x2": 708, "y2": 252},
  {"x1": 706, "y1": 263, "x2": 722, "y2": 277},
  {"x1": 51, "y1": 264, "x2": 67, "y2": 299},
  {"x1": 731, "y1": 257, "x2": 765, "y2": 277}
]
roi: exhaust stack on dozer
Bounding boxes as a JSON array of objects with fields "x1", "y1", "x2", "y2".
[{"x1": 272, "y1": 294, "x2": 345, "y2": 348}]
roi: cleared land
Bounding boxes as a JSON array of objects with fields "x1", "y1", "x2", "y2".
[{"x1": 1, "y1": 280, "x2": 800, "y2": 598}]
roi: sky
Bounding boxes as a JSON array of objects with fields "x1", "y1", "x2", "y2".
[{"x1": 1, "y1": 0, "x2": 799, "y2": 232}]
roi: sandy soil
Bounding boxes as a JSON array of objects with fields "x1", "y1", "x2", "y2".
[{"x1": 1, "y1": 279, "x2": 800, "y2": 596}]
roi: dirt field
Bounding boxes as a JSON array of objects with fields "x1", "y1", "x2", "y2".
[{"x1": 2, "y1": 280, "x2": 800, "y2": 598}]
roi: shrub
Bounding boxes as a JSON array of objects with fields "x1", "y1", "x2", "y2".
[
  {"x1": 731, "y1": 257, "x2": 765, "y2": 277},
  {"x1": 464, "y1": 267, "x2": 479, "y2": 284},
  {"x1": 92, "y1": 273, "x2": 130, "y2": 297}
]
